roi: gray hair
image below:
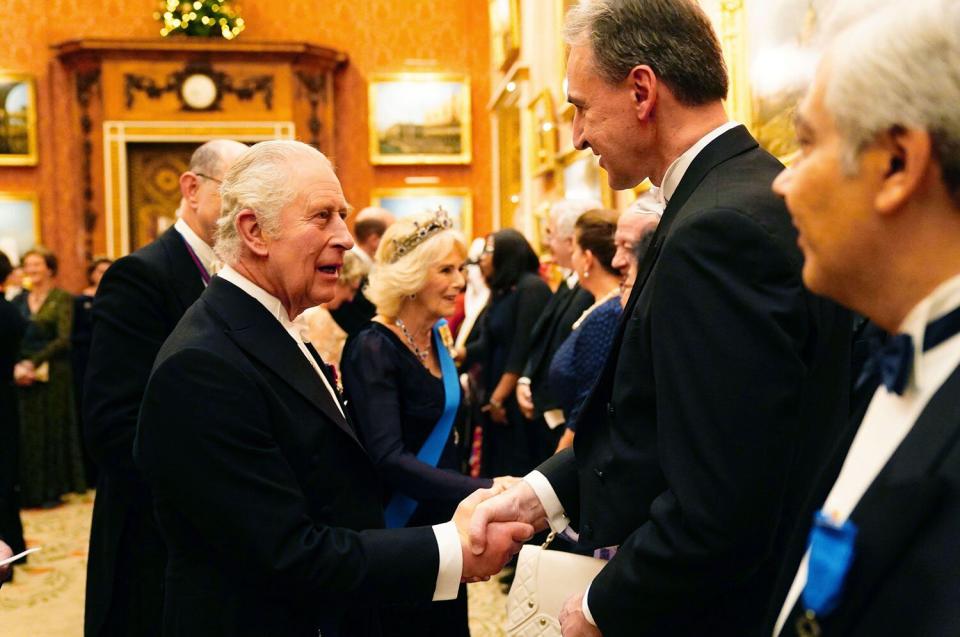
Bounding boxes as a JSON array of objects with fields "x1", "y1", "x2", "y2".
[
  {"x1": 551, "y1": 198, "x2": 603, "y2": 239},
  {"x1": 564, "y1": 0, "x2": 727, "y2": 105},
  {"x1": 822, "y1": 0, "x2": 960, "y2": 202},
  {"x1": 214, "y1": 140, "x2": 328, "y2": 264}
]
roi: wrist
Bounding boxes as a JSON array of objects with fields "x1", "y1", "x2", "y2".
[{"x1": 489, "y1": 398, "x2": 503, "y2": 409}]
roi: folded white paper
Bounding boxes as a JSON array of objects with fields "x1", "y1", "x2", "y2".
[{"x1": 0, "y1": 547, "x2": 41, "y2": 566}]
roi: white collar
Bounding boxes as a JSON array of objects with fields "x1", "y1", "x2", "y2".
[
  {"x1": 656, "y1": 121, "x2": 740, "y2": 206},
  {"x1": 895, "y1": 271, "x2": 960, "y2": 391},
  {"x1": 217, "y1": 265, "x2": 309, "y2": 337},
  {"x1": 566, "y1": 272, "x2": 579, "y2": 289},
  {"x1": 174, "y1": 218, "x2": 219, "y2": 277}
]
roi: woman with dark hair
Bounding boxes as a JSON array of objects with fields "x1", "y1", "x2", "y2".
[
  {"x1": 549, "y1": 210, "x2": 623, "y2": 452},
  {"x1": 0, "y1": 251, "x2": 27, "y2": 561},
  {"x1": 12, "y1": 247, "x2": 87, "y2": 507},
  {"x1": 461, "y1": 229, "x2": 551, "y2": 477}
]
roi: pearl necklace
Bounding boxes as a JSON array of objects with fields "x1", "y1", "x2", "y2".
[{"x1": 395, "y1": 318, "x2": 432, "y2": 362}]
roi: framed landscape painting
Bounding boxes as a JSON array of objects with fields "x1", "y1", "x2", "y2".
[
  {"x1": 0, "y1": 73, "x2": 38, "y2": 166},
  {"x1": 368, "y1": 73, "x2": 472, "y2": 165},
  {"x1": 370, "y1": 187, "x2": 473, "y2": 240},
  {"x1": 0, "y1": 192, "x2": 40, "y2": 261}
]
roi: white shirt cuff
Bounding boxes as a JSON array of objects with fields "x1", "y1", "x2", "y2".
[
  {"x1": 543, "y1": 409, "x2": 566, "y2": 430},
  {"x1": 431, "y1": 521, "x2": 462, "y2": 601},
  {"x1": 523, "y1": 470, "x2": 570, "y2": 534},
  {"x1": 582, "y1": 583, "x2": 598, "y2": 626}
]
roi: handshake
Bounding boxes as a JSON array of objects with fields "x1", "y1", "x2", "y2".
[{"x1": 452, "y1": 478, "x2": 549, "y2": 582}]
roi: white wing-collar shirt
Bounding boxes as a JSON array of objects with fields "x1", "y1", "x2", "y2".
[
  {"x1": 774, "y1": 271, "x2": 960, "y2": 635},
  {"x1": 217, "y1": 264, "x2": 464, "y2": 601},
  {"x1": 524, "y1": 120, "x2": 738, "y2": 627}
]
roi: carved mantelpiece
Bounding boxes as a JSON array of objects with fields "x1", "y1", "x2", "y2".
[{"x1": 53, "y1": 38, "x2": 347, "y2": 257}]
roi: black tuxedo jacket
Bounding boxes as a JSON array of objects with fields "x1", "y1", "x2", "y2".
[
  {"x1": 523, "y1": 281, "x2": 594, "y2": 417},
  {"x1": 83, "y1": 226, "x2": 204, "y2": 637},
  {"x1": 134, "y1": 277, "x2": 439, "y2": 637},
  {"x1": 773, "y1": 365, "x2": 960, "y2": 636},
  {"x1": 538, "y1": 126, "x2": 852, "y2": 636}
]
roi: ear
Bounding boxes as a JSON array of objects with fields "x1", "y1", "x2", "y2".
[
  {"x1": 235, "y1": 209, "x2": 269, "y2": 258},
  {"x1": 874, "y1": 126, "x2": 933, "y2": 215},
  {"x1": 179, "y1": 171, "x2": 201, "y2": 204},
  {"x1": 582, "y1": 248, "x2": 596, "y2": 272},
  {"x1": 628, "y1": 65, "x2": 657, "y2": 122}
]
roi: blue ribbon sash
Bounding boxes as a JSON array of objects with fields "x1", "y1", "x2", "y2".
[
  {"x1": 802, "y1": 510, "x2": 858, "y2": 619},
  {"x1": 383, "y1": 319, "x2": 461, "y2": 528}
]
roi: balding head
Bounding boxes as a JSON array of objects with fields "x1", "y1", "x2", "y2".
[
  {"x1": 180, "y1": 139, "x2": 249, "y2": 245},
  {"x1": 354, "y1": 206, "x2": 395, "y2": 258}
]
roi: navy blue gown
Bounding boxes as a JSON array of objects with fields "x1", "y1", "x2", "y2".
[{"x1": 341, "y1": 322, "x2": 492, "y2": 636}]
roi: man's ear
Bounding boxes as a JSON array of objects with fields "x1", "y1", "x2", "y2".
[
  {"x1": 235, "y1": 209, "x2": 269, "y2": 257},
  {"x1": 628, "y1": 65, "x2": 657, "y2": 122},
  {"x1": 179, "y1": 172, "x2": 201, "y2": 205},
  {"x1": 873, "y1": 127, "x2": 933, "y2": 216}
]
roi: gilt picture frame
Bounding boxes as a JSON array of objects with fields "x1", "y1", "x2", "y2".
[
  {"x1": 0, "y1": 73, "x2": 38, "y2": 166},
  {"x1": 368, "y1": 73, "x2": 472, "y2": 165},
  {"x1": 370, "y1": 187, "x2": 473, "y2": 240}
]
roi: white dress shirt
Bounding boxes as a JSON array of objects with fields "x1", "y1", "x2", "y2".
[
  {"x1": 217, "y1": 265, "x2": 463, "y2": 601},
  {"x1": 524, "y1": 120, "x2": 739, "y2": 627},
  {"x1": 174, "y1": 218, "x2": 220, "y2": 283},
  {"x1": 774, "y1": 271, "x2": 960, "y2": 635}
]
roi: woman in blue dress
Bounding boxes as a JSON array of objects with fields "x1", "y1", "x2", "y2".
[
  {"x1": 341, "y1": 209, "x2": 515, "y2": 636},
  {"x1": 548, "y1": 209, "x2": 623, "y2": 451}
]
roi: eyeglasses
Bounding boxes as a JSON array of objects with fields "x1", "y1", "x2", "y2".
[{"x1": 194, "y1": 172, "x2": 222, "y2": 184}]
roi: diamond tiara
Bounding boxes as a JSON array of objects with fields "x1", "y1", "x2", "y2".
[{"x1": 388, "y1": 207, "x2": 454, "y2": 263}]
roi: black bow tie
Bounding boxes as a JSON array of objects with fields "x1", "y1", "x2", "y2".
[{"x1": 858, "y1": 303, "x2": 960, "y2": 395}]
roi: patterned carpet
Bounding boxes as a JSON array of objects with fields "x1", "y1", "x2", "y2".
[{"x1": 0, "y1": 491, "x2": 508, "y2": 636}]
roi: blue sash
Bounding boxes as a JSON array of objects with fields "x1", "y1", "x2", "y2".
[{"x1": 383, "y1": 319, "x2": 461, "y2": 528}]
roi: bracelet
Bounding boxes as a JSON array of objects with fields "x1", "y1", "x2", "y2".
[{"x1": 489, "y1": 398, "x2": 503, "y2": 409}]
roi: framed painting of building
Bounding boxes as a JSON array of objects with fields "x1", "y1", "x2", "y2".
[
  {"x1": 368, "y1": 73, "x2": 472, "y2": 165},
  {"x1": 0, "y1": 192, "x2": 40, "y2": 261},
  {"x1": 370, "y1": 187, "x2": 473, "y2": 240},
  {"x1": 0, "y1": 73, "x2": 38, "y2": 166},
  {"x1": 490, "y1": 0, "x2": 521, "y2": 72}
]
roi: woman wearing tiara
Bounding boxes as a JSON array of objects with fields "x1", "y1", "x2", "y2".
[{"x1": 341, "y1": 209, "x2": 515, "y2": 636}]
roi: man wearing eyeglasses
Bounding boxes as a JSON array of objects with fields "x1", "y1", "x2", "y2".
[{"x1": 83, "y1": 139, "x2": 247, "y2": 637}]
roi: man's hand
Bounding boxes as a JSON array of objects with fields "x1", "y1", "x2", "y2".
[
  {"x1": 492, "y1": 476, "x2": 521, "y2": 492},
  {"x1": 468, "y1": 480, "x2": 548, "y2": 555},
  {"x1": 454, "y1": 488, "x2": 533, "y2": 581},
  {"x1": 0, "y1": 540, "x2": 13, "y2": 588},
  {"x1": 516, "y1": 383, "x2": 535, "y2": 419},
  {"x1": 559, "y1": 592, "x2": 602, "y2": 637}
]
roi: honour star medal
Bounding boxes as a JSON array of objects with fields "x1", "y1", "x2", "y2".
[{"x1": 438, "y1": 322, "x2": 456, "y2": 358}]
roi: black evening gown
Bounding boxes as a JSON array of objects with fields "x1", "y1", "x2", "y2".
[
  {"x1": 342, "y1": 322, "x2": 492, "y2": 637},
  {"x1": 464, "y1": 272, "x2": 551, "y2": 477}
]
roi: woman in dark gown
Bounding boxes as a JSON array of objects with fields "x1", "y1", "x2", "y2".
[
  {"x1": 462, "y1": 229, "x2": 551, "y2": 478},
  {"x1": 12, "y1": 248, "x2": 86, "y2": 508},
  {"x1": 342, "y1": 210, "x2": 513, "y2": 636}
]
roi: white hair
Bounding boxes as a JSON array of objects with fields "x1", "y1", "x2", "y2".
[
  {"x1": 822, "y1": 0, "x2": 960, "y2": 201},
  {"x1": 365, "y1": 211, "x2": 467, "y2": 318},
  {"x1": 214, "y1": 140, "x2": 329, "y2": 264},
  {"x1": 551, "y1": 199, "x2": 603, "y2": 239}
]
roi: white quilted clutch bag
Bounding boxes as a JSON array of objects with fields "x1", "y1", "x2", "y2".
[{"x1": 504, "y1": 533, "x2": 607, "y2": 637}]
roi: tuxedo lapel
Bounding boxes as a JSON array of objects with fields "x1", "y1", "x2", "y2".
[
  {"x1": 204, "y1": 278, "x2": 361, "y2": 446},
  {"x1": 787, "y1": 365, "x2": 960, "y2": 634},
  {"x1": 159, "y1": 227, "x2": 206, "y2": 312},
  {"x1": 580, "y1": 126, "x2": 763, "y2": 416}
]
